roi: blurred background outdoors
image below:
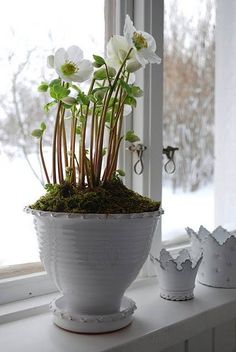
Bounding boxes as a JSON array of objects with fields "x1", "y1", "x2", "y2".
[
  {"x1": 0, "y1": 0, "x2": 215, "y2": 265},
  {"x1": 162, "y1": 0, "x2": 215, "y2": 244}
]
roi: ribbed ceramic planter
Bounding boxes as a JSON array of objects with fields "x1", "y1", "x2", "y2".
[
  {"x1": 151, "y1": 248, "x2": 202, "y2": 301},
  {"x1": 187, "y1": 226, "x2": 236, "y2": 288},
  {"x1": 25, "y1": 207, "x2": 162, "y2": 332}
]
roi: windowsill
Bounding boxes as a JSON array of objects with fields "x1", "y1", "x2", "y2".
[{"x1": 1, "y1": 278, "x2": 236, "y2": 352}]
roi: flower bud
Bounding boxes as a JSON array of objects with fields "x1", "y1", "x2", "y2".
[{"x1": 126, "y1": 61, "x2": 142, "y2": 73}]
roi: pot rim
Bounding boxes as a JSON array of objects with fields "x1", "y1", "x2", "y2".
[{"x1": 24, "y1": 206, "x2": 164, "y2": 220}]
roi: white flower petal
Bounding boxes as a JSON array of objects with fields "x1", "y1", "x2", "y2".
[
  {"x1": 67, "y1": 45, "x2": 83, "y2": 64},
  {"x1": 106, "y1": 56, "x2": 119, "y2": 70},
  {"x1": 107, "y1": 35, "x2": 129, "y2": 58},
  {"x1": 134, "y1": 51, "x2": 147, "y2": 66},
  {"x1": 107, "y1": 35, "x2": 134, "y2": 70},
  {"x1": 71, "y1": 59, "x2": 93, "y2": 82},
  {"x1": 47, "y1": 55, "x2": 54, "y2": 68},
  {"x1": 140, "y1": 31, "x2": 157, "y2": 51},
  {"x1": 118, "y1": 49, "x2": 127, "y2": 62},
  {"x1": 124, "y1": 104, "x2": 132, "y2": 116},
  {"x1": 123, "y1": 15, "x2": 161, "y2": 67},
  {"x1": 124, "y1": 14, "x2": 135, "y2": 46},
  {"x1": 128, "y1": 72, "x2": 136, "y2": 84},
  {"x1": 57, "y1": 71, "x2": 73, "y2": 83},
  {"x1": 54, "y1": 48, "x2": 67, "y2": 69},
  {"x1": 139, "y1": 48, "x2": 161, "y2": 64}
]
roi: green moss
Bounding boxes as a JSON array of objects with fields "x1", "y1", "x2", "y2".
[{"x1": 30, "y1": 180, "x2": 160, "y2": 214}]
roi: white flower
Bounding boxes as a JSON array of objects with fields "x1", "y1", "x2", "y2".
[
  {"x1": 124, "y1": 15, "x2": 161, "y2": 66},
  {"x1": 47, "y1": 46, "x2": 93, "y2": 83},
  {"x1": 106, "y1": 35, "x2": 141, "y2": 73}
]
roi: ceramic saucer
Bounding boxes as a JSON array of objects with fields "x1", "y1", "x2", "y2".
[{"x1": 49, "y1": 296, "x2": 137, "y2": 333}]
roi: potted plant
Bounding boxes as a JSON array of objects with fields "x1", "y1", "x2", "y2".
[{"x1": 25, "y1": 15, "x2": 162, "y2": 333}]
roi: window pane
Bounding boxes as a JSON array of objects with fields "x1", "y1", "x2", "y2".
[
  {"x1": 0, "y1": 0, "x2": 105, "y2": 266},
  {"x1": 162, "y1": 0, "x2": 215, "y2": 244}
]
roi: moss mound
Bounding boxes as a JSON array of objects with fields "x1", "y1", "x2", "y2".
[{"x1": 30, "y1": 180, "x2": 160, "y2": 214}]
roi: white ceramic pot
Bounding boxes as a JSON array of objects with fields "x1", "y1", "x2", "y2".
[{"x1": 26, "y1": 208, "x2": 162, "y2": 316}]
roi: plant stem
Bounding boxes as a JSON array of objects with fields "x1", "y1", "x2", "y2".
[
  {"x1": 61, "y1": 108, "x2": 68, "y2": 170},
  {"x1": 69, "y1": 110, "x2": 77, "y2": 184},
  {"x1": 57, "y1": 109, "x2": 64, "y2": 183},
  {"x1": 79, "y1": 79, "x2": 95, "y2": 188},
  {"x1": 104, "y1": 63, "x2": 112, "y2": 87},
  {"x1": 39, "y1": 137, "x2": 50, "y2": 184},
  {"x1": 85, "y1": 158, "x2": 93, "y2": 189},
  {"x1": 89, "y1": 103, "x2": 96, "y2": 187},
  {"x1": 94, "y1": 49, "x2": 132, "y2": 184},
  {"x1": 52, "y1": 101, "x2": 62, "y2": 184},
  {"x1": 103, "y1": 93, "x2": 127, "y2": 182},
  {"x1": 74, "y1": 153, "x2": 80, "y2": 173},
  {"x1": 103, "y1": 83, "x2": 123, "y2": 181},
  {"x1": 106, "y1": 136, "x2": 123, "y2": 181}
]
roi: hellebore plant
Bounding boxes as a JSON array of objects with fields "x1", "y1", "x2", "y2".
[{"x1": 32, "y1": 15, "x2": 161, "y2": 193}]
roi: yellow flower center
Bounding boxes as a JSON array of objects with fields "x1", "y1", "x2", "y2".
[
  {"x1": 61, "y1": 61, "x2": 78, "y2": 76},
  {"x1": 132, "y1": 32, "x2": 148, "y2": 50}
]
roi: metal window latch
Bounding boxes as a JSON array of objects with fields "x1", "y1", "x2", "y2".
[
  {"x1": 163, "y1": 146, "x2": 179, "y2": 174},
  {"x1": 128, "y1": 143, "x2": 147, "y2": 175}
]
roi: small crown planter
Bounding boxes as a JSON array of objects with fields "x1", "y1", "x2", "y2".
[
  {"x1": 151, "y1": 248, "x2": 202, "y2": 301},
  {"x1": 25, "y1": 207, "x2": 162, "y2": 333},
  {"x1": 187, "y1": 226, "x2": 236, "y2": 288}
]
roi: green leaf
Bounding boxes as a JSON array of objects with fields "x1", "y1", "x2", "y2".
[
  {"x1": 77, "y1": 92, "x2": 90, "y2": 106},
  {"x1": 116, "y1": 169, "x2": 126, "y2": 177},
  {"x1": 94, "y1": 87, "x2": 109, "y2": 101},
  {"x1": 107, "y1": 66, "x2": 116, "y2": 77},
  {"x1": 70, "y1": 84, "x2": 81, "y2": 92},
  {"x1": 49, "y1": 79, "x2": 61, "y2": 87},
  {"x1": 61, "y1": 96, "x2": 77, "y2": 106},
  {"x1": 44, "y1": 101, "x2": 57, "y2": 113},
  {"x1": 124, "y1": 96, "x2": 137, "y2": 107},
  {"x1": 95, "y1": 106, "x2": 102, "y2": 114},
  {"x1": 93, "y1": 68, "x2": 107, "y2": 80},
  {"x1": 108, "y1": 97, "x2": 118, "y2": 108},
  {"x1": 125, "y1": 130, "x2": 140, "y2": 143},
  {"x1": 79, "y1": 114, "x2": 86, "y2": 124},
  {"x1": 102, "y1": 147, "x2": 107, "y2": 156},
  {"x1": 131, "y1": 85, "x2": 143, "y2": 97},
  {"x1": 93, "y1": 62, "x2": 102, "y2": 68},
  {"x1": 105, "y1": 111, "x2": 112, "y2": 123},
  {"x1": 62, "y1": 103, "x2": 73, "y2": 109},
  {"x1": 50, "y1": 84, "x2": 70, "y2": 100},
  {"x1": 87, "y1": 94, "x2": 96, "y2": 103},
  {"x1": 94, "y1": 66, "x2": 116, "y2": 80},
  {"x1": 40, "y1": 122, "x2": 46, "y2": 131},
  {"x1": 119, "y1": 79, "x2": 132, "y2": 95},
  {"x1": 92, "y1": 86, "x2": 109, "y2": 94},
  {"x1": 76, "y1": 126, "x2": 81, "y2": 135},
  {"x1": 38, "y1": 83, "x2": 48, "y2": 92},
  {"x1": 31, "y1": 129, "x2": 43, "y2": 139},
  {"x1": 93, "y1": 55, "x2": 105, "y2": 67}
]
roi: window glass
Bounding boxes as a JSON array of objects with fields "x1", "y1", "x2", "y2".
[
  {"x1": 0, "y1": 0, "x2": 105, "y2": 266},
  {"x1": 162, "y1": 0, "x2": 215, "y2": 244}
]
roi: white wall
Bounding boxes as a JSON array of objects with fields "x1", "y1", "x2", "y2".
[{"x1": 215, "y1": 0, "x2": 236, "y2": 229}]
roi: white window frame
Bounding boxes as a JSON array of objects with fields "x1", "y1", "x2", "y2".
[{"x1": 0, "y1": 0, "x2": 164, "y2": 304}]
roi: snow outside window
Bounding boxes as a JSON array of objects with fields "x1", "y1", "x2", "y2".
[
  {"x1": 0, "y1": 0, "x2": 105, "y2": 270},
  {"x1": 162, "y1": 0, "x2": 215, "y2": 246}
]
